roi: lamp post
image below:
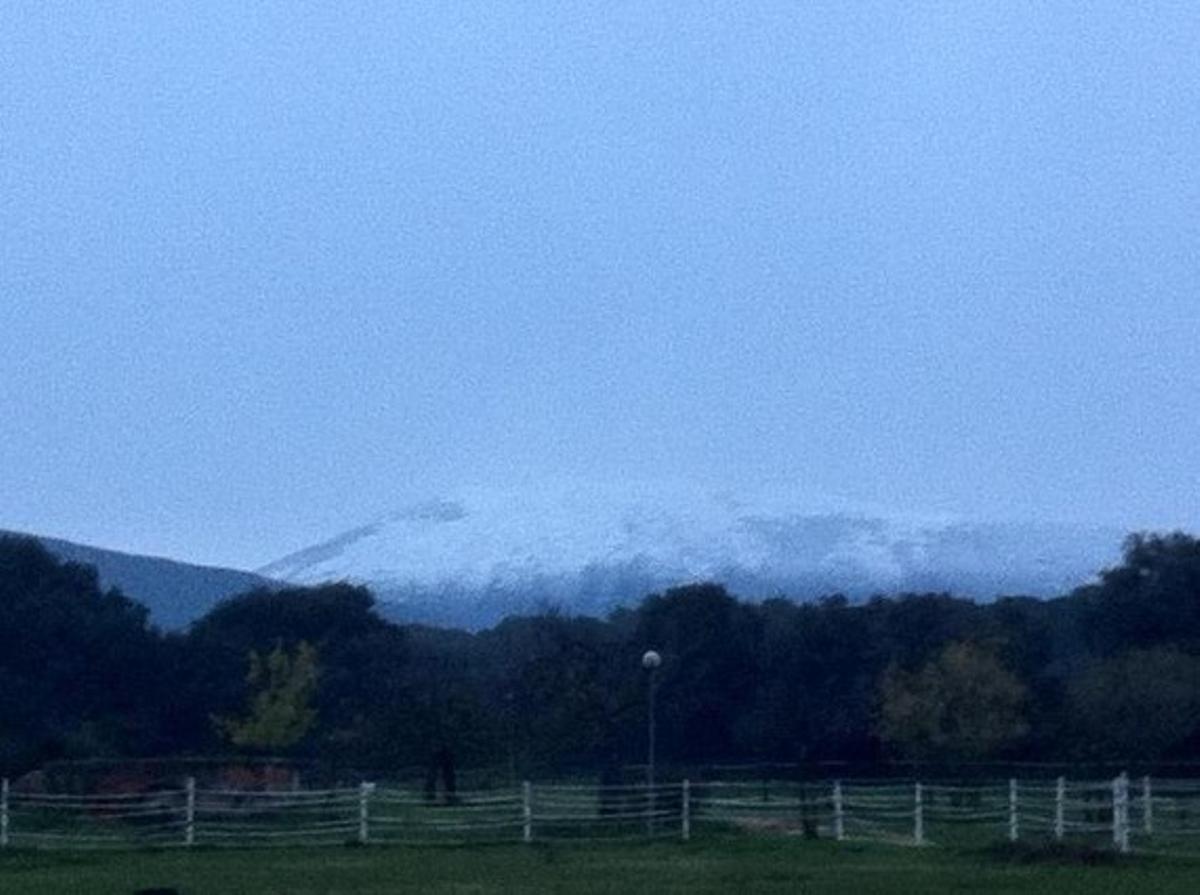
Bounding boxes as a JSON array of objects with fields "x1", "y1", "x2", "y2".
[{"x1": 642, "y1": 649, "x2": 662, "y2": 833}]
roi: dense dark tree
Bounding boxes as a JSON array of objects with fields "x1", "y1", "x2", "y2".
[
  {"x1": 177, "y1": 584, "x2": 409, "y2": 763},
  {"x1": 1078, "y1": 533, "x2": 1200, "y2": 656},
  {"x1": 3, "y1": 531, "x2": 1200, "y2": 777},
  {"x1": 1066, "y1": 647, "x2": 1200, "y2": 759},
  {"x1": 479, "y1": 613, "x2": 625, "y2": 776},
  {"x1": 635, "y1": 584, "x2": 763, "y2": 762},
  {"x1": 748, "y1": 596, "x2": 877, "y2": 761},
  {"x1": 0, "y1": 537, "x2": 163, "y2": 774},
  {"x1": 860, "y1": 593, "x2": 984, "y2": 672}
]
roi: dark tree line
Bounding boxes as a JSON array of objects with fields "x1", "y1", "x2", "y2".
[{"x1": 2, "y1": 532, "x2": 1199, "y2": 781}]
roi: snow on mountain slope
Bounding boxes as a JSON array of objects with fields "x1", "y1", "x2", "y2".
[{"x1": 257, "y1": 480, "x2": 1125, "y2": 628}]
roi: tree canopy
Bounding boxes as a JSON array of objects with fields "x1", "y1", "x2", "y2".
[
  {"x1": 2, "y1": 531, "x2": 1199, "y2": 779},
  {"x1": 878, "y1": 641, "x2": 1028, "y2": 760}
]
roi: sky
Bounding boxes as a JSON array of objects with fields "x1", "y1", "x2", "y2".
[{"x1": 2, "y1": 3, "x2": 1198, "y2": 570}]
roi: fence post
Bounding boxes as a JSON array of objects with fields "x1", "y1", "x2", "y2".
[
  {"x1": 1008, "y1": 778, "x2": 1019, "y2": 842},
  {"x1": 185, "y1": 777, "x2": 196, "y2": 847},
  {"x1": 1142, "y1": 776, "x2": 1153, "y2": 837},
  {"x1": 1054, "y1": 777, "x2": 1065, "y2": 841},
  {"x1": 681, "y1": 780, "x2": 691, "y2": 841},
  {"x1": 1, "y1": 778, "x2": 8, "y2": 849},
  {"x1": 1112, "y1": 773, "x2": 1129, "y2": 854},
  {"x1": 358, "y1": 782, "x2": 374, "y2": 845},
  {"x1": 1120, "y1": 772, "x2": 1131, "y2": 853},
  {"x1": 522, "y1": 781, "x2": 532, "y2": 844},
  {"x1": 1111, "y1": 775, "x2": 1119, "y2": 851},
  {"x1": 833, "y1": 780, "x2": 845, "y2": 842},
  {"x1": 914, "y1": 782, "x2": 924, "y2": 846}
]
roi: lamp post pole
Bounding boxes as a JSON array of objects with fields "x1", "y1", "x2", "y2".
[{"x1": 642, "y1": 650, "x2": 662, "y2": 834}]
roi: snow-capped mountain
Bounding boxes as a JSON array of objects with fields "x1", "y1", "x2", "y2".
[{"x1": 257, "y1": 480, "x2": 1126, "y2": 628}]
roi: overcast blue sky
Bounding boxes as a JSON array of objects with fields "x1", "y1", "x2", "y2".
[{"x1": 2, "y1": 3, "x2": 1198, "y2": 569}]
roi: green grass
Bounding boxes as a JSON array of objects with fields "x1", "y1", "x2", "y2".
[{"x1": 3, "y1": 836, "x2": 1200, "y2": 894}]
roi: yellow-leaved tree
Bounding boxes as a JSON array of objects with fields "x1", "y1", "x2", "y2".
[
  {"x1": 215, "y1": 641, "x2": 319, "y2": 751},
  {"x1": 878, "y1": 641, "x2": 1028, "y2": 760}
]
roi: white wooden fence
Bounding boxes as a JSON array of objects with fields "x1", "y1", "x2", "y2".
[{"x1": 2, "y1": 774, "x2": 1197, "y2": 851}]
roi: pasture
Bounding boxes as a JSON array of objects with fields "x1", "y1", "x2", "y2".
[{"x1": 3, "y1": 837, "x2": 1200, "y2": 895}]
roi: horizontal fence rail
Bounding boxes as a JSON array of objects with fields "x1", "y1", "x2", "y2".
[{"x1": 2, "y1": 774, "x2": 1198, "y2": 852}]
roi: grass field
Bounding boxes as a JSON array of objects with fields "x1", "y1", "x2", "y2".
[{"x1": 3, "y1": 837, "x2": 1200, "y2": 894}]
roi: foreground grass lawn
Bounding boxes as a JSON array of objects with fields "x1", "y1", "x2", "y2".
[{"x1": 3, "y1": 837, "x2": 1199, "y2": 894}]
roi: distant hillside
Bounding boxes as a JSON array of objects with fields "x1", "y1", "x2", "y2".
[{"x1": 2, "y1": 531, "x2": 272, "y2": 629}]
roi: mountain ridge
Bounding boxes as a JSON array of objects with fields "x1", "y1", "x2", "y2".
[
  {"x1": 1, "y1": 530, "x2": 272, "y2": 629},
  {"x1": 258, "y1": 481, "x2": 1126, "y2": 628}
]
